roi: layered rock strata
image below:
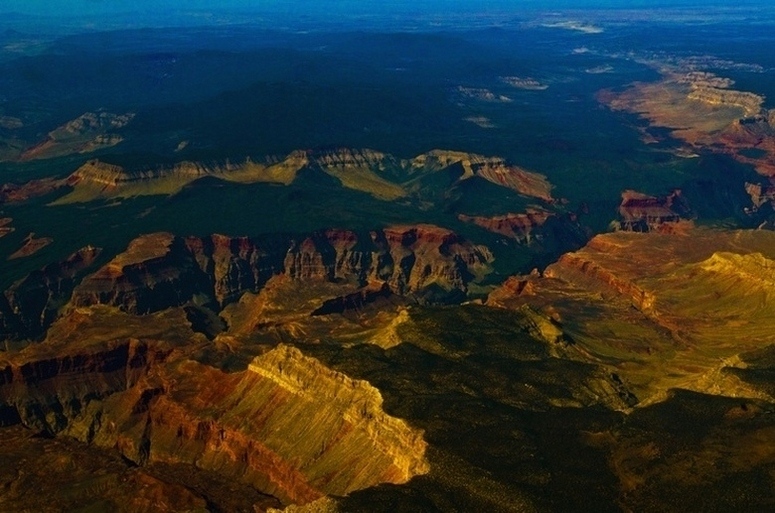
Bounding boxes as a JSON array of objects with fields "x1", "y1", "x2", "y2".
[{"x1": 71, "y1": 226, "x2": 492, "y2": 315}]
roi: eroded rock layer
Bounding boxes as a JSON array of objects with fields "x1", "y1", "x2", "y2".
[
  {"x1": 71, "y1": 226, "x2": 492, "y2": 315},
  {"x1": 0, "y1": 342, "x2": 429, "y2": 507},
  {"x1": 0, "y1": 246, "x2": 101, "y2": 342}
]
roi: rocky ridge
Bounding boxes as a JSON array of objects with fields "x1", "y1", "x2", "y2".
[
  {"x1": 17, "y1": 147, "x2": 556, "y2": 205},
  {"x1": 0, "y1": 340, "x2": 430, "y2": 507},
  {"x1": 617, "y1": 189, "x2": 692, "y2": 232},
  {"x1": 0, "y1": 245, "x2": 101, "y2": 342},
  {"x1": 70, "y1": 226, "x2": 492, "y2": 316},
  {"x1": 19, "y1": 112, "x2": 134, "y2": 161}
]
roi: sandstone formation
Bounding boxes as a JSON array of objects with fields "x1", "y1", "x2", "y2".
[
  {"x1": 459, "y1": 210, "x2": 553, "y2": 243},
  {"x1": 20, "y1": 111, "x2": 134, "y2": 161},
  {"x1": 489, "y1": 228, "x2": 775, "y2": 404},
  {"x1": 0, "y1": 341, "x2": 429, "y2": 507},
  {"x1": 8, "y1": 232, "x2": 53, "y2": 260},
  {"x1": 70, "y1": 226, "x2": 492, "y2": 316},
  {"x1": 3, "y1": 146, "x2": 556, "y2": 208},
  {"x1": 0, "y1": 245, "x2": 101, "y2": 342},
  {"x1": 617, "y1": 189, "x2": 691, "y2": 231}
]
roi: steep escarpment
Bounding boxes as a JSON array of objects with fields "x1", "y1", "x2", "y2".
[
  {"x1": 0, "y1": 338, "x2": 169, "y2": 432},
  {"x1": 544, "y1": 238, "x2": 657, "y2": 313},
  {"x1": 489, "y1": 228, "x2": 775, "y2": 405},
  {"x1": 4, "y1": 147, "x2": 557, "y2": 212},
  {"x1": 617, "y1": 189, "x2": 692, "y2": 232},
  {"x1": 19, "y1": 112, "x2": 134, "y2": 161},
  {"x1": 71, "y1": 226, "x2": 492, "y2": 316},
  {"x1": 687, "y1": 86, "x2": 763, "y2": 117},
  {"x1": 410, "y1": 150, "x2": 554, "y2": 201},
  {"x1": 0, "y1": 246, "x2": 101, "y2": 342},
  {"x1": 70, "y1": 233, "x2": 211, "y2": 315},
  {"x1": 1, "y1": 342, "x2": 429, "y2": 507},
  {"x1": 459, "y1": 210, "x2": 553, "y2": 243}
]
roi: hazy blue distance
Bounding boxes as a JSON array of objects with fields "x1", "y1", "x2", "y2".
[{"x1": 2, "y1": 0, "x2": 770, "y2": 17}]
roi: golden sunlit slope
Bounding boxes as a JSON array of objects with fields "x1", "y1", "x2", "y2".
[{"x1": 489, "y1": 228, "x2": 775, "y2": 405}]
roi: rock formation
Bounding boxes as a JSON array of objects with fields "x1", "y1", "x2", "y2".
[
  {"x1": 459, "y1": 209, "x2": 553, "y2": 243},
  {"x1": 500, "y1": 76, "x2": 548, "y2": 90},
  {"x1": 0, "y1": 217, "x2": 13, "y2": 238},
  {"x1": 410, "y1": 150, "x2": 554, "y2": 201},
  {"x1": 453, "y1": 86, "x2": 512, "y2": 103},
  {"x1": 617, "y1": 189, "x2": 691, "y2": 232},
  {"x1": 20, "y1": 112, "x2": 134, "y2": 161},
  {"x1": 8, "y1": 232, "x2": 53, "y2": 260},
  {"x1": 71, "y1": 226, "x2": 492, "y2": 316},
  {"x1": 600, "y1": 67, "x2": 775, "y2": 176},
  {"x1": 0, "y1": 342, "x2": 430, "y2": 506},
  {"x1": 3, "y1": 146, "x2": 556, "y2": 209},
  {"x1": 0, "y1": 245, "x2": 101, "y2": 342}
]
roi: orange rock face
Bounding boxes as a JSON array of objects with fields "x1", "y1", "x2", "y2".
[
  {"x1": 0, "y1": 341, "x2": 430, "y2": 507},
  {"x1": 0, "y1": 245, "x2": 101, "y2": 340},
  {"x1": 617, "y1": 189, "x2": 691, "y2": 232},
  {"x1": 459, "y1": 210, "x2": 553, "y2": 242},
  {"x1": 71, "y1": 226, "x2": 493, "y2": 315},
  {"x1": 0, "y1": 177, "x2": 67, "y2": 204}
]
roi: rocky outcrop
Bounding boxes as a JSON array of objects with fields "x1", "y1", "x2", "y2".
[
  {"x1": 1, "y1": 245, "x2": 101, "y2": 341},
  {"x1": 1, "y1": 342, "x2": 429, "y2": 506},
  {"x1": 453, "y1": 86, "x2": 512, "y2": 103},
  {"x1": 688, "y1": 87, "x2": 763, "y2": 116},
  {"x1": 70, "y1": 233, "x2": 213, "y2": 315},
  {"x1": 544, "y1": 237, "x2": 656, "y2": 313},
  {"x1": 501, "y1": 76, "x2": 548, "y2": 90},
  {"x1": 71, "y1": 226, "x2": 492, "y2": 316},
  {"x1": 311, "y1": 282, "x2": 393, "y2": 316},
  {"x1": 0, "y1": 338, "x2": 169, "y2": 431},
  {"x1": 617, "y1": 189, "x2": 691, "y2": 232},
  {"x1": 20, "y1": 112, "x2": 134, "y2": 161},
  {"x1": 699, "y1": 252, "x2": 775, "y2": 291},
  {"x1": 745, "y1": 181, "x2": 775, "y2": 209},
  {"x1": 0, "y1": 217, "x2": 12, "y2": 238},
  {"x1": 7, "y1": 146, "x2": 554, "y2": 207},
  {"x1": 8, "y1": 232, "x2": 53, "y2": 260},
  {"x1": 459, "y1": 209, "x2": 553, "y2": 243},
  {"x1": 410, "y1": 150, "x2": 554, "y2": 201},
  {"x1": 0, "y1": 177, "x2": 68, "y2": 204}
]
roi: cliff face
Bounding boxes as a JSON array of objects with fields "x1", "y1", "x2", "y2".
[
  {"x1": 71, "y1": 226, "x2": 492, "y2": 316},
  {"x1": 459, "y1": 210, "x2": 553, "y2": 243},
  {"x1": 0, "y1": 246, "x2": 101, "y2": 342},
  {"x1": 20, "y1": 112, "x2": 134, "y2": 161},
  {"x1": 687, "y1": 87, "x2": 763, "y2": 117},
  {"x1": 70, "y1": 233, "x2": 211, "y2": 315},
  {"x1": 544, "y1": 244, "x2": 657, "y2": 313},
  {"x1": 0, "y1": 338, "x2": 168, "y2": 432},
  {"x1": 617, "y1": 189, "x2": 692, "y2": 232},
  {"x1": 410, "y1": 149, "x2": 554, "y2": 201},
  {"x1": 0, "y1": 343, "x2": 429, "y2": 506},
  {"x1": 6, "y1": 146, "x2": 557, "y2": 209}
]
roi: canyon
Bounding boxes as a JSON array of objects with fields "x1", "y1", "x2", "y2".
[{"x1": 1, "y1": 11, "x2": 775, "y2": 512}]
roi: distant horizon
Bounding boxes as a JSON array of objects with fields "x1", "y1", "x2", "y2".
[
  {"x1": 3, "y1": 0, "x2": 773, "y2": 17},
  {"x1": 1, "y1": 0, "x2": 772, "y2": 35}
]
